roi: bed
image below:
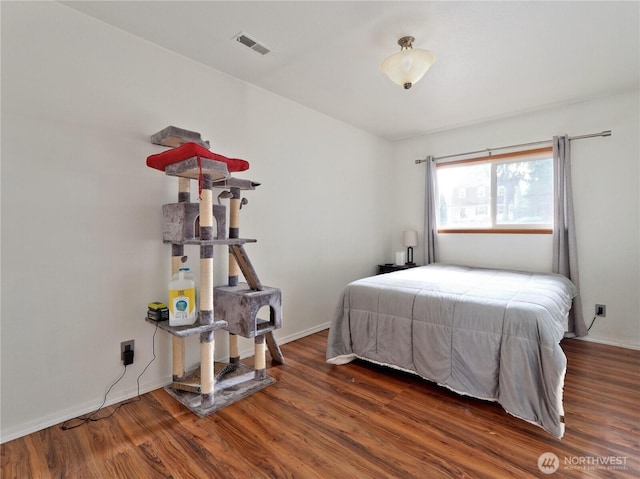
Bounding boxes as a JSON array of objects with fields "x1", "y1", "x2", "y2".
[{"x1": 326, "y1": 263, "x2": 577, "y2": 438}]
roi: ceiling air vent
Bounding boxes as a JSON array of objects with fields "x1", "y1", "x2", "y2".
[{"x1": 233, "y1": 31, "x2": 271, "y2": 56}]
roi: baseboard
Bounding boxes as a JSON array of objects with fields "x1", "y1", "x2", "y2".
[
  {"x1": 0, "y1": 375, "x2": 171, "y2": 445},
  {"x1": 279, "y1": 321, "x2": 331, "y2": 344},
  {"x1": 1, "y1": 323, "x2": 333, "y2": 444},
  {"x1": 573, "y1": 335, "x2": 640, "y2": 351},
  {"x1": 236, "y1": 322, "x2": 331, "y2": 359}
]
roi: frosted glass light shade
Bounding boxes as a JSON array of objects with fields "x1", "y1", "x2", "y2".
[
  {"x1": 381, "y1": 49, "x2": 436, "y2": 89},
  {"x1": 403, "y1": 230, "x2": 418, "y2": 247}
]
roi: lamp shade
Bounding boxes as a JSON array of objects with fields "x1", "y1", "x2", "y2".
[
  {"x1": 403, "y1": 230, "x2": 418, "y2": 247},
  {"x1": 381, "y1": 48, "x2": 436, "y2": 89}
]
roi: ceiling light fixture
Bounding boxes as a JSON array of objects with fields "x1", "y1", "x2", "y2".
[{"x1": 381, "y1": 36, "x2": 436, "y2": 90}]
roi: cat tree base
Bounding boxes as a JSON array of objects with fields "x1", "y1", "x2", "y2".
[{"x1": 164, "y1": 363, "x2": 276, "y2": 417}]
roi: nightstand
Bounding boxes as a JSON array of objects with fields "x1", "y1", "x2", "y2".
[{"x1": 377, "y1": 263, "x2": 419, "y2": 274}]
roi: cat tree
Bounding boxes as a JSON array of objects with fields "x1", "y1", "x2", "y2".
[{"x1": 145, "y1": 126, "x2": 283, "y2": 416}]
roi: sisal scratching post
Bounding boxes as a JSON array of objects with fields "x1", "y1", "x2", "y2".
[
  {"x1": 200, "y1": 331, "x2": 215, "y2": 408},
  {"x1": 254, "y1": 335, "x2": 266, "y2": 380},
  {"x1": 199, "y1": 174, "x2": 216, "y2": 407},
  {"x1": 229, "y1": 333, "x2": 240, "y2": 366},
  {"x1": 228, "y1": 186, "x2": 242, "y2": 365},
  {"x1": 228, "y1": 186, "x2": 241, "y2": 286},
  {"x1": 177, "y1": 177, "x2": 190, "y2": 202}
]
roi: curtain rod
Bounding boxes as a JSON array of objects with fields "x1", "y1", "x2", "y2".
[{"x1": 414, "y1": 130, "x2": 612, "y2": 164}]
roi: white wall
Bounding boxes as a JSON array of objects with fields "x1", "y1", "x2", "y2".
[
  {"x1": 0, "y1": 2, "x2": 393, "y2": 442},
  {"x1": 392, "y1": 90, "x2": 640, "y2": 349},
  {"x1": 3, "y1": 1, "x2": 637, "y2": 445}
]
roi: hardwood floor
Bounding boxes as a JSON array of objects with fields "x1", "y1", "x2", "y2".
[{"x1": 2, "y1": 330, "x2": 639, "y2": 478}]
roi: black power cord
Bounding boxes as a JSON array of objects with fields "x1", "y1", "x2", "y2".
[
  {"x1": 60, "y1": 321, "x2": 159, "y2": 431},
  {"x1": 587, "y1": 315, "x2": 598, "y2": 332}
]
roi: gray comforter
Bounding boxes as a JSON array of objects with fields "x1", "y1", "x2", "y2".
[{"x1": 326, "y1": 264, "x2": 577, "y2": 438}]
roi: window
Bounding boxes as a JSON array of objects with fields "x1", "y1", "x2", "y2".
[{"x1": 436, "y1": 147, "x2": 553, "y2": 233}]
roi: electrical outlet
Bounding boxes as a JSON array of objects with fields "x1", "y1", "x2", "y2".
[
  {"x1": 121, "y1": 340, "x2": 134, "y2": 364},
  {"x1": 595, "y1": 304, "x2": 606, "y2": 317}
]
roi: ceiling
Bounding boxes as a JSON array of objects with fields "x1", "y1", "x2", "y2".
[{"x1": 62, "y1": 1, "x2": 639, "y2": 142}]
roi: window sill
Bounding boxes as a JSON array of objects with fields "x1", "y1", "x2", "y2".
[{"x1": 437, "y1": 228, "x2": 553, "y2": 235}]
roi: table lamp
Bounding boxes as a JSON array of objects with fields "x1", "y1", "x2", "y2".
[{"x1": 403, "y1": 230, "x2": 418, "y2": 265}]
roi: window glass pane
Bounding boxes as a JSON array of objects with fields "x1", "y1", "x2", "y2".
[
  {"x1": 435, "y1": 150, "x2": 554, "y2": 231},
  {"x1": 495, "y1": 158, "x2": 552, "y2": 225},
  {"x1": 437, "y1": 164, "x2": 491, "y2": 228}
]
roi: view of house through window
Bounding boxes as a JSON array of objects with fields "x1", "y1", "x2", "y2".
[{"x1": 436, "y1": 147, "x2": 553, "y2": 232}]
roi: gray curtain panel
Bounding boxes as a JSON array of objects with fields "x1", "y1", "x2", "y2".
[
  {"x1": 424, "y1": 155, "x2": 438, "y2": 264},
  {"x1": 552, "y1": 135, "x2": 587, "y2": 337}
]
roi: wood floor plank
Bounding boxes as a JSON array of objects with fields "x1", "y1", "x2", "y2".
[{"x1": 2, "y1": 330, "x2": 638, "y2": 478}]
